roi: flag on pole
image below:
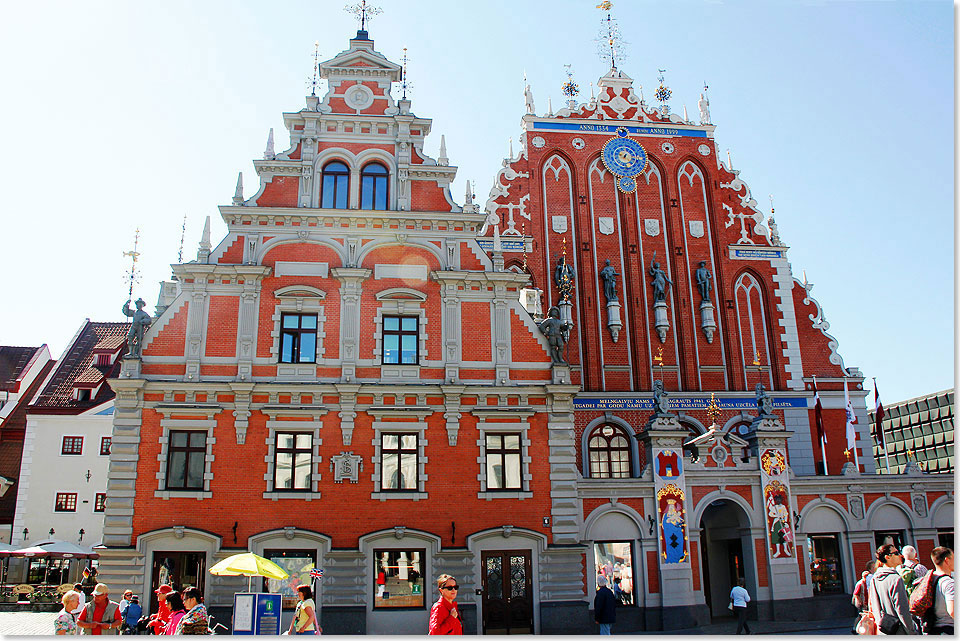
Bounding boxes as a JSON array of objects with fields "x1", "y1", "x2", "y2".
[
  {"x1": 813, "y1": 377, "x2": 826, "y2": 445},
  {"x1": 844, "y1": 378, "x2": 858, "y2": 451},
  {"x1": 310, "y1": 568, "x2": 324, "y2": 580},
  {"x1": 873, "y1": 382, "x2": 886, "y2": 452}
]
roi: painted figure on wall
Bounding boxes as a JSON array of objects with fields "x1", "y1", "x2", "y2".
[
  {"x1": 764, "y1": 480, "x2": 794, "y2": 558},
  {"x1": 657, "y1": 484, "x2": 687, "y2": 563}
]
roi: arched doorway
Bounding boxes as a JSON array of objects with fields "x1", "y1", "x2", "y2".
[{"x1": 699, "y1": 499, "x2": 756, "y2": 620}]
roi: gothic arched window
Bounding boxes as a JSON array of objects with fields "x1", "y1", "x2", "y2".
[
  {"x1": 321, "y1": 161, "x2": 350, "y2": 209},
  {"x1": 360, "y1": 162, "x2": 388, "y2": 210},
  {"x1": 587, "y1": 424, "x2": 631, "y2": 478}
]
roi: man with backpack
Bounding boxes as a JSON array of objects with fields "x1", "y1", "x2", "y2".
[{"x1": 910, "y1": 546, "x2": 954, "y2": 635}]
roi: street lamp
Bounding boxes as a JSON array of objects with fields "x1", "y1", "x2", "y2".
[
  {"x1": 49, "y1": 528, "x2": 55, "y2": 538},
  {"x1": 79, "y1": 529, "x2": 85, "y2": 542},
  {"x1": 21, "y1": 527, "x2": 28, "y2": 542}
]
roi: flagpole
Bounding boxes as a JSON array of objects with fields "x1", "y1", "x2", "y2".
[
  {"x1": 844, "y1": 376, "x2": 860, "y2": 470},
  {"x1": 873, "y1": 377, "x2": 891, "y2": 474},
  {"x1": 813, "y1": 376, "x2": 828, "y2": 475}
]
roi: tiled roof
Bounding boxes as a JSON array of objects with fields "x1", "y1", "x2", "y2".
[
  {"x1": 0, "y1": 346, "x2": 43, "y2": 392},
  {"x1": 93, "y1": 335, "x2": 125, "y2": 352},
  {"x1": 31, "y1": 322, "x2": 130, "y2": 411}
]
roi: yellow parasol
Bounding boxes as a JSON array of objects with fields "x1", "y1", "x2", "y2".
[{"x1": 208, "y1": 552, "x2": 289, "y2": 592}]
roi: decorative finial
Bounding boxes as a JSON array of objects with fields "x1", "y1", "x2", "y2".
[
  {"x1": 682, "y1": 104, "x2": 688, "y2": 121},
  {"x1": 122, "y1": 228, "x2": 142, "y2": 299},
  {"x1": 508, "y1": 137, "x2": 514, "y2": 159},
  {"x1": 464, "y1": 180, "x2": 473, "y2": 206},
  {"x1": 547, "y1": 97, "x2": 553, "y2": 116},
  {"x1": 726, "y1": 148, "x2": 733, "y2": 170},
  {"x1": 562, "y1": 64, "x2": 580, "y2": 110},
  {"x1": 707, "y1": 392, "x2": 721, "y2": 428},
  {"x1": 438, "y1": 134, "x2": 448, "y2": 166},
  {"x1": 177, "y1": 214, "x2": 187, "y2": 264},
  {"x1": 308, "y1": 42, "x2": 320, "y2": 96},
  {"x1": 345, "y1": 0, "x2": 382, "y2": 36},
  {"x1": 844, "y1": 449, "x2": 851, "y2": 461},
  {"x1": 399, "y1": 47, "x2": 411, "y2": 100},
  {"x1": 655, "y1": 69, "x2": 672, "y2": 115},
  {"x1": 233, "y1": 172, "x2": 244, "y2": 205},
  {"x1": 198, "y1": 216, "x2": 212, "y2": 263},
  {"x1": 264, "y1": 128, "x2": 275, "y2": 160},
  {"x1": 767, "y1": 193, "x2": 781, "y2": 246},
  {"x1": 595, "y1": 2, "x2": 626, "y2": 70},
  {"x1": 590, "y1": 82, "x2": 595, "y2": 100}
]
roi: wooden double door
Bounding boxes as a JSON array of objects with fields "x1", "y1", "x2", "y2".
[{"x1": 480, "y1": 550, "x2": 533, "y2": 634}]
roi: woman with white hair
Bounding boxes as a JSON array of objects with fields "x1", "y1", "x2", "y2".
[{"x1": 55, "y1": 590, "x2": 83, "y2": 635}]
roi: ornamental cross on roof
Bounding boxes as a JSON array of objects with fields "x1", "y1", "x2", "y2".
[
  {"x1": 345, "y1": 0, "x2": 382, "y2": 34},
  {"x1": 596, "y1": 2, "x2": 626, "y2": 70},
  {"x1": 307, "y1": 41, "x2": 321, "y2": 96},
  {"x1": 399, "y1": 47, "x2": 412, "y2": 100}
]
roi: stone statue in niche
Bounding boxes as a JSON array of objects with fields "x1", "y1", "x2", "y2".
[
  {"x1": 695, "y1": 261, "x2": 713, "y2": 302},
  {"x1": 539, "y1": 306, "x2": 569, "y2": 365},
  {"x1": 652, "y1": 380, "x2": 674, "y2": 418},
  {"x1": 599, "y1": 259, "x2": 620, "y2": 302},
  {"x1": 648, "y1": 256, "x2": 673, "y2": 303},
  {"x1": 755, "y1": 383, "x2": 775, "y2": 418},
  {"x1": 122, "y1": 298, "x2": 152, "y2": 358},
  {"x1": 555, "y1": 255, "x2": 575, "y2": 302}
]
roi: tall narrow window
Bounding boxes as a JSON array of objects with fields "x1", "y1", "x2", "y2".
[
  {"x1": 381, "y1": 433, "x2": 418, "y2": 491},
  {"x1": 100, "y1": 437, "x2": 112, "y2": 455},
  {"x1": 321, "y1": 161, "x2": 349, "y2": 209},
  {"x1": 360, "y1": 162, "x2": 388, "y2": 210},
  {"x1": 382, "y1": 316, "x2": 418, "y2": 364},
  {"x1": 166, "y1": 431, "x2": 207, "y2": 491},
  {"x1": 485, "y1": 433, "x2": 522, "y2": 490},
  {"x1": 274, "y1": 432, "x2": 312, "y2": 491},
  {"x1": 587, "y1": 425, "x2": 632, "y2": 478},
  {"x1": 280, "y1": 313, "x2": 317, "y2": 363}
]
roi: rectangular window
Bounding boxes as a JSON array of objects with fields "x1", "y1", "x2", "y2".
[
  {"x1": 937, "y1": 529, "x2": 954, "y2": 549},
  {"x1": 55, "y1": 493, "x2": 78, "y2": 512},
  {"x1": 808, "y1": 534, "x2": 844, "y2": 594},
  {"x1": 279, "y1": 313, "x2": 318, "y2": 364},
  {"x1": 873, "y1": 530, "x2": 904, "y2": 550},
  {"x1": 264, "y1": 549, "x2": 317, "y2": 610},
  {"x1": 594, "y1": 542, "x2": 634, "y2": 606},
  {"x1": 94, "y1": 493, "x2": 106, "y2": 512},
  {"x1": 100, "y1": 437, "x2": 112, "y2": 456},
  {"x1": 382, "y1": 316, "x2": 418, "y2": 364},
  {"x1": 274, "y1": 432, "x2": 313, "y2": 491},
  {"x1": 61, "y1": 436, "x2": 83, "y2": 455},
  {"x1": 485, "y1": 433, "x2": 522, "y2": 490},
  {"x1": 380, "y1": 433, "x2": 418, "y2": 491},
  {"x1": 165, "y1": 431, "x2": 207, "y2": 490},
  {"x1": 374, "y1": 549, "x2": 425, "y2": 609}
]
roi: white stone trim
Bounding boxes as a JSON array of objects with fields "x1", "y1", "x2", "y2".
[
  {"x1": 369, "y1": 420, "x2": 428, "y2": 501},
  {"x1": 372, "y1": 300, "x2": 428, "y2": 381},
  {"x1": 475, "y1": 420, "x2": 533, "y2": 500},
  {"x1": 261, "y1": 419, "x2": 323, "y2": 500},
  {"x1": 154, "y1": 418, "x2": 216, "y2": 499},
  {"x1": 374, "y1": 264, "x2": 428, "y2": 281},
  {"x1": 275, "y1": 262, "x2": 330, "y2": 278}
]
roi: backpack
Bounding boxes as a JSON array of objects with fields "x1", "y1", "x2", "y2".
[
  {"x1": 896, "y1": 565, "x2": 918, "y2": 597},
  {"x1": 908, "y1": 572, "x2": 943, "y2": 622}
]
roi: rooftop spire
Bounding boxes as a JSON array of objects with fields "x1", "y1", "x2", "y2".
[
  {"x1": 399, "y1": 47, "x2": 411, "y2": 100},
  {"x1": 122, "y1": 228, "x2": 142, "y2": 300},
  {"x1": 197, "y1": 216, "x2": 211, "y2": 264},
  {"x1": 438, "y1": 134, "x2": 448, "y2": 166},
  {"x1": 263, "y1": 128, "x2": 275, "y2": 160},
  {"x1": 308, "y1": 41, "x2": 320, "y2": 96},
  {"x1": 345, "y1": 0, "x2": 382, "y2": 39},
  {"x1": 233, "y1": 172, "x2": 244, "y2": 205},
  {"x1": 596, "y1": 2, "x2": 626, "y2": 71}
]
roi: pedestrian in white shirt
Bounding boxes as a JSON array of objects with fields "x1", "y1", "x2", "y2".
[{"x1": 730, "y1": 578, "x2": 751, "y2": 635}]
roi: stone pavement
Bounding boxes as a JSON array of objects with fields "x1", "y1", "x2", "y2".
[{"x1": 0, "y1": 610, "x2": 59, "y2": 636}]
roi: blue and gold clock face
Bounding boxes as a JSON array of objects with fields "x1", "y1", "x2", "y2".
[{"x1": 602, "y1": 129, "x2": 648, "y2": 192}]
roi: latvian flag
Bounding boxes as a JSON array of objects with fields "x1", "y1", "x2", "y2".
[
  {"x1": 812, "y1": 376, "x2": 826, "y2": 446},
  {"x1": 874, "y1": 383, "x2": 886, "y2": 452},
  {"x1": 310, "y1": 568, "x2": 324, "y2": 580}
]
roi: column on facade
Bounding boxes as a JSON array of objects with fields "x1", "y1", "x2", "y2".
[{"x1": 331, "y1": 267, "x2": 372, "y2": 383}]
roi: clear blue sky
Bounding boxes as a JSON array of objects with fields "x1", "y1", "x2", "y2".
[{"x1": 0, "y1": 1, "x2": 952, "y2": 403}]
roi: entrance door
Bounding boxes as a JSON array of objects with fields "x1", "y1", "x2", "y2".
[
  {"x1": 481, "y1": 551, "x2": 533, "y2": 634},
  {"x1": 150, "y1": 552, "x2": 205, "y2": 613}
]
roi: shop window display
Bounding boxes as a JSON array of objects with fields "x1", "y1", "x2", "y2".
[
  {"x1": 807, "y1": 534, "x2": 843, "y2": 594},
  {"x1": 374, "y1": 549, "x2": 425, "y2": 609}
]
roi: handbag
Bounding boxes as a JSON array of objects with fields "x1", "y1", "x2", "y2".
[
  {"x1": 856, "y1": 611, "x2": 877, "y2": 635},
  {"x1": 728, "y1": 600, "x2": 734, "y2": 611}
]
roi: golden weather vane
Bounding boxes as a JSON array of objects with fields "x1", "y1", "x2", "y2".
[{"x1": 707, "y1": 392, "x2": 721, "y2": 428}]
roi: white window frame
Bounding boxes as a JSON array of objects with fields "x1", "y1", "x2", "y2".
[
  {"x1": 370, "y1": 420, "x2": 428, "y2": 501},
  {"x1": 270, "y1": 287, "x2": 327, "y2": 379},
  {"x1": 476, "y1": 420, "x2": 533, "y2": 500},
  {"x1": 262, "y1": 419, "x2": 323, "y2": 500},
  {"x1": 155, "y1": 419, "x2": 216, "y2": 500},
  {"x1": 372, "y1": 292, "x2": 429, "y2": 381}
]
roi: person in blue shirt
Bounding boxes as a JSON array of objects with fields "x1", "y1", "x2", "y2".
[{"x1": 122, "y1": 595, "x2": 142, "y2": 634}]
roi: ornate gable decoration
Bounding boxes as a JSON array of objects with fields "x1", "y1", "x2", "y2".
[{"x1": 318, "y1": 37, "x2": 401, "y2": 116}]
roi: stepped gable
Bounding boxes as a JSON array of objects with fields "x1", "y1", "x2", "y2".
[{"x1": 32, "y1": 322, "x2": 129, "y2": 412}]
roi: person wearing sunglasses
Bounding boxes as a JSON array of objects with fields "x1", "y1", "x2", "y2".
[
  {"x1": 867, "y1": 544, "x2": 918, "y2": 635},
  {"x1": 428, "y1": 574, "x2": 462, "y2": 635}
]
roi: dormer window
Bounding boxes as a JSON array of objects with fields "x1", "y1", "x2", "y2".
[
  {"x1": 321, "y1": 161, "x2": 350, "y2": 209},
  {"x1": 360, "y1": 162, "x2": 388, "y2": 210}
]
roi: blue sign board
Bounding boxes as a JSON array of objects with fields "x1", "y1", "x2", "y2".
[
  {"x1": 731, "y1": 248, "x2": 787, "y2": 260},
  {"x1": 573, "y1": 396, "x2": 808, "y2": 411},
  {"x1": 232, "y1": 592, "x2": 281, "y2": 636},
  {"x1": 532, "y1": 121, "x2": 709, "y2": 138},
  {"x1": 476, "y1": 239, "x2": 526, "y2": 253}
]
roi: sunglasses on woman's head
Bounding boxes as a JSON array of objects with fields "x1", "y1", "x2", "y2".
[{"x1": 441, "y1": 585, "x2": 459, "y2": 591}]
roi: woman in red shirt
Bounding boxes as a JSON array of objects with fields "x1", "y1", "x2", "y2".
[{"x1": 428, "y1": 574, "x2": 462, "y2": 635}]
